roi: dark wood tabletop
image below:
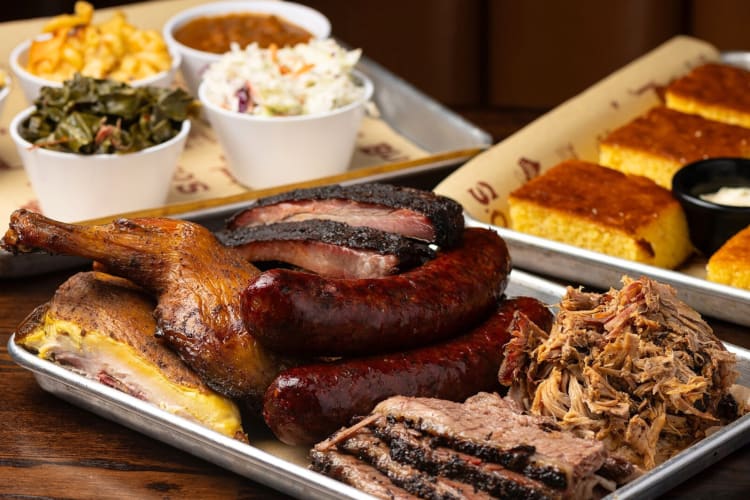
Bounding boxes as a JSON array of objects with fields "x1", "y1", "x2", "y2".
[{"x1": 1, "y1": 205, "x2": 750, "y2": 499}]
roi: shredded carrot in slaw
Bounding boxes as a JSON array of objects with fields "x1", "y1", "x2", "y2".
[{"x1": 202, "y1": 38, "x2": 364, "y2": 116}]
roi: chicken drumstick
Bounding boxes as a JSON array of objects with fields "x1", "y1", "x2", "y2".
[{"x1": 2, "y1": 209, "x2": 288, "y2": 403}]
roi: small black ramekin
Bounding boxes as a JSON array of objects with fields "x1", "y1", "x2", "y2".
[{"x1": 672, "y1": 157, "x2": 750, "y2": 256}]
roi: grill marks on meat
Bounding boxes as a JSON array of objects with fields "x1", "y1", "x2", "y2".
[
  {"x1": 312, "y1": 393, "x2": 637, "y2": 500},
  {"x1": 226, "y1": 183, "x2": 465, "y2": 248},
  {"x1": 216, "y1": 219, "x2": 435, "y2": 278}
]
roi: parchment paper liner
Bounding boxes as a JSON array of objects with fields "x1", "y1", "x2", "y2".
[{"x1": 434, "y1": 36, "x2": 720, "y2": 228}]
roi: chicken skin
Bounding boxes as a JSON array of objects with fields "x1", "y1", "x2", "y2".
[
  {"x1": 15, "y1": 271, "x2": 247, "y2": 440},
  {"x1": 2, "y1": 209, "x2": 288, "y2": 404}
]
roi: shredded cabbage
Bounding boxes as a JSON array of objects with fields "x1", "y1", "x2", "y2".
[{"x1": 201, "y1": 38, "x2": 365, "y2": 116}]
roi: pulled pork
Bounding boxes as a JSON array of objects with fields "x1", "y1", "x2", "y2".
[{"x1": 499, "y1": 276, "x2": 740, "y2": 469}]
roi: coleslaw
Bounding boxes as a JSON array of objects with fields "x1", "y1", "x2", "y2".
[{"x1": 201, "y1": 38, "x2": 366, "y2": 116}]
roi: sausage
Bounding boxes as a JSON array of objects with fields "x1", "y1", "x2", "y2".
[
  {"x1": 262, "y1": 296, "x2": 553, "y2": 446},
  {"x1": 240, "y1": 228, "x2": 512, "y2": 357}
]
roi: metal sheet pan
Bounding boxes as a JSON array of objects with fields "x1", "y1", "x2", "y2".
[
  {"x1": 8, "y1": 269, "x2": 750, "y2": 500},
  {"x1": 435, "y1": 50, "x2": 750, "y2": 328},
  {"x1": 464, "y1": 215, "x2": 750, "y2": 328},
  {"x1": 0, "y1": 52, "x2": 491, "y2": 278}
]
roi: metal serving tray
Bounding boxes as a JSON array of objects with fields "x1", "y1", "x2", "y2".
[
  {"x1": 464, "y1": 215, "x2": 750, "y2": 329},
  {"x1": 0, "y1": 52, "x2": 491, "y2": 278},
  {"x1": 430, "y1": 48, "x2": 750, "y2": 329},
  {"x1": 9, "y1": 269, "x2": 750, "y2": 500}
]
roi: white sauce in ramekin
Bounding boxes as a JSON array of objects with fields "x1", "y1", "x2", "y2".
[{"x1": 700, "y1": 186, "x2": 750, "y2": 207}]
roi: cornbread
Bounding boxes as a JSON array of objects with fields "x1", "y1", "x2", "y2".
[
  {"x1": 508, "y1": 159, "x2": 693, "y2": 268},
  {"x1": 666, "y1": 63, "x2": 750, "y2": 128},
  {"x1": 599, "y1": 106, "x2": 750, "y2": 188},
  {"x1": 706, "y1": 225, "x2": 750, "y2": 289}
]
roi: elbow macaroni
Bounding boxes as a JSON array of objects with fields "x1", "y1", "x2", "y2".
[{"x1": 26, "y1": 1, "x2": 171, "y2": 83}]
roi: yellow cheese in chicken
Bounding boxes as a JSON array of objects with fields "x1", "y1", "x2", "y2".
[{"x1": 14, "y1": 271, "x2": 246, "y2": 441}]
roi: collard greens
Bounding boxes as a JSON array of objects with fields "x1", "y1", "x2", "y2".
[{"x1": 20, "y1": 74, "x2": 199, "y2": 154}]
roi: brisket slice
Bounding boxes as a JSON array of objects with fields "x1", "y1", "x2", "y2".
[
  {"x1": 372, "y1": 419, "x2": 560, "y2": 500},
  {"x1": 373, "y1": 393, "x2": 606, "y2": 490},
  {"x1": 312, "y1": 393, "x2": 636, "y2": 500},
  {"x1": 216, "y1": 219, "x2": 435, "y2": 278},
  {"x1": 225, "y1": 183, "x2": 465, "y2": 248},
  {"x1": 310, "y1": 448, "x2": 421, "y2": 500},
  {"x1": 340, "y1": 430, "x2": 494, "y2": 500}
]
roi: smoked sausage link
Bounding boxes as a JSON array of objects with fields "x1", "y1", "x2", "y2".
[
  {"x1": 241, "y1": 228, "x2": 512, "y2": 357},
  {"x1": 262, "y1": 296, "x2": 553, "y2": 446}
]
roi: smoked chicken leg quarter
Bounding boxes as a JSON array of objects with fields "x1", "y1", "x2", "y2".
[{"x1": 1, "y1": 209, "x2": 291, "y2": 403}]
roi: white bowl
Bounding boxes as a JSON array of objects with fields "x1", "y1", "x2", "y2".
[
  {"x1": 0, "y1": 80, "x2": 9, "y2": 118},
  {"x1": 10, "y1": 38, "x2": 182, "y2": 103},
  {"x1": 163, "y1": 1, "x2": 331, "y2": 95},
  {"x1": 198, "y1": 71, "x2": 373, "y2": 189},
  {"x1": 10, "y1": 106, "x2": 190, "y2": 222}
]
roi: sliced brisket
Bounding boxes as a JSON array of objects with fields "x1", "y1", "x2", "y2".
[
  {"x1": 372, "y1": 419, "x2": 560, "y2": 499},
  {"x1": 225, "y1": 183, "x2": 465, "y2": 248},
  {"x1": 216, "y1": 219, "x2": 435, "y2": 278},
  {"x1": 311, "y1": 393, "x2": 638, "y2": 500},
  {"x1": 340, "y1": 430, "x2": 494, "y2": 500},
  {"x1": 373, "y1": 394, "x2": 602, "y2": 491},
  {"x1": 310, "y1": 448, "x2": 421, "y2": 500}
]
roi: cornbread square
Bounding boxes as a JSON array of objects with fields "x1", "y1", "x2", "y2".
[
  {"x1": 599, "y1": 106, "x2": 750, "y2": 188},
  {"x1": 706, "y1": 225, "x2": 750, "y2": 290},
  {"x1": 508, "y1": 159, "x2": 693, "y2": 269},
  {"x1": 666, "y1": 63, "x2": 750, "y2": 129}
]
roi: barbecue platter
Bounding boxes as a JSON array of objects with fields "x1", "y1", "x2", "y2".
[
  {"x1": 2, "y1": 4, "x2": 749, "y2": 498},
  {"x1": 4, "y1": 183, "x2": 748, "y2": 500}
]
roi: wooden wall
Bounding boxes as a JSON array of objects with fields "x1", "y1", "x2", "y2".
[{"x1": 5, "y1": 0, "x2": 750, "y2": 110}]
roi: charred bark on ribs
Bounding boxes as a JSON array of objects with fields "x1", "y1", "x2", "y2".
[
  {"x1": 216, "y1": 219, "x2": 435, "y2": 278},
  {"x1": 225, "y1": 183, "x2": 465, "y2": 248}
]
